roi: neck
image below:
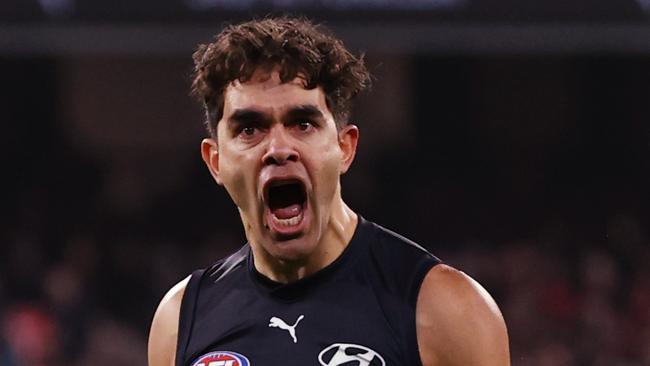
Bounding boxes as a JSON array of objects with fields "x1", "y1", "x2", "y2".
[{"x1": 253, "y1": 196, "x2": 358, "y2": 284}]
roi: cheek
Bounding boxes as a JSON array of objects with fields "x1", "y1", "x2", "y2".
[
  {"x1": 222, "y1": 172, "x2": 247, "y2": 208},
  {"x1": 309, "y1": 143, "x2": 343, "y2": 200},
  {"x1": 219, "y1": 151, "x2": 258, "y2": 211}
]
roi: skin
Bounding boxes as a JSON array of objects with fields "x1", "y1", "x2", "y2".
[
  {"x1": 148, "y1": 68, "x2": 510, "y2": 366},
  {"x1": 416, "y1": 264, "x2": 511, "y2": 366},
  {"x1": 200, "y1": 68, "x2": 359, "y2": 283}
]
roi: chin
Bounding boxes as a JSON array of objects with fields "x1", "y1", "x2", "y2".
[{"x1": 264, "y1": 235, "x2": 317, "y2": 263}]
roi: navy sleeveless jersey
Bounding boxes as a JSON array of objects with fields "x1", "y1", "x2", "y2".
[{"x1": 175, "y1": 217, "x2": 441, "y2": 366}]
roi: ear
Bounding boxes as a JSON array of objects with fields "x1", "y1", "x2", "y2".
[
  {"x1": 338, "y1": 124, "x2": 359, "y2": 174},
  {"x1": 201, "y1": 138, "x2": 223, "y2": 185}
]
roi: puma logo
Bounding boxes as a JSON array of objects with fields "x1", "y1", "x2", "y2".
[{"x1": 268, "y1": 315, "x2": 305, "y2": 343}]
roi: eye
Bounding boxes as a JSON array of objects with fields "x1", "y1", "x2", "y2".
[
  {"x1": 236, "y1": 125, "x2": 261, "y2": 141},
  {"x1": 297, "y1": 121, "x2": 313, "y2": 132}
]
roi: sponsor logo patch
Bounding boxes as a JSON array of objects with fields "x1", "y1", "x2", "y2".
[
  {"x1": 191, "y1": 351, "x2": 250, "y2": 366},
  {"x1": 318, "y1": 343, "x2": 386, "y2": 366}
]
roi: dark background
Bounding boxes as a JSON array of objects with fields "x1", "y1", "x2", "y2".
[{"x1": 1, "y1": 1, "x2": 649, "y2": 365}]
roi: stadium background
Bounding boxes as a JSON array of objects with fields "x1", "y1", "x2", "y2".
[{"x1": 1, "y1": 1, "x2": 649, "y2": 365}]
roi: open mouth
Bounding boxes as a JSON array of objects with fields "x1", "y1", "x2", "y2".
[{"x1": 265, "y1": 180, "x2": 307, "y2": 231}]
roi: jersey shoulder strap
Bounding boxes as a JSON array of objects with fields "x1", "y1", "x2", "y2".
[
  {"x1": 175, "y1": 268, "x2": 206, "y2": 366},
  {"x1": 361, "y1": 219, "x2": 441, "y2": 366},
  {"x1": 364, "y1": 220, "x2": 442, "y2": 306},
  {"x1": 175, "y1": 245, "x2": 250, "y2": 366}
]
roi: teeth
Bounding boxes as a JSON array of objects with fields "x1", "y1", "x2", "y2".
[{"x1": 272, "y1": 212, "x2": 303, "y2": 227}]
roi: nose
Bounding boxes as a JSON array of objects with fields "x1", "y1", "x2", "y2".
[{"x1": 262, "y1": 125, "x2": 299, "y2": 166}]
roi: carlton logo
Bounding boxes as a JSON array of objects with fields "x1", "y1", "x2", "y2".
[
  {"x1": 191, "y1": 351, "x2": 250, "y2": 366},
  {"x1": 318, "y1": 343, "x2": 386, "y2": 366}
]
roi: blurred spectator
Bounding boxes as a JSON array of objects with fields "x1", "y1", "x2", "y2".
[
  {"x1": 1, "y1": 306, "x2": 61, "y2": 366},
  {"x1": 0, "y1": 48, "x2": 648, "y2": 366}
]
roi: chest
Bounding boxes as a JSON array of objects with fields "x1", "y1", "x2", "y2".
[{"x1": 185, "y1": 278, "x2": 411, "y2": 366}]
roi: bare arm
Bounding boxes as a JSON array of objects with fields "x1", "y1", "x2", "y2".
[
  {"x1": 416, "y1": 264, "x2": 510, "y2": 366},
  {"x1": 148, "y1": 276, "x2": 190, "y2": 366}
]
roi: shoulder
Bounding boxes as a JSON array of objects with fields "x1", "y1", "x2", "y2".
[
  {"x1": 148, "y1": 275, "x2": 190, "y2": 366},
  {"x1": 147, "y1": 246, "x2": 249, "y2": 366},
  {"x1": 359, "y1": 219, "x2": 441, "y2": 303},
  {"x1": 205, "y1": 244, "x2": 249, "y2": 282},
  {"x1": 364, "y1": 220, "x2": 440, "y2": 265},
  {"x1": 416, "y1": 264, "x2": 510, "y2": 366}
]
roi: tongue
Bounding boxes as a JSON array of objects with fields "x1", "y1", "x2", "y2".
[{"x1": 272, "y1": 204, "x2": 302, "y2": 219}]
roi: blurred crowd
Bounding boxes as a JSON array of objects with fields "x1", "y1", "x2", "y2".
[
  {"x1": 1, "y1": 139, "x2": 648, "y2": 366},
  {"x1": 445, "y1": 214, "x2": 650, "y2": 366},
  {"x1": 1, "y1": 50, "x2": 649, "y2": 365}
]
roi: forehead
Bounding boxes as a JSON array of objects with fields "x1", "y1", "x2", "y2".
[{"x1": 221, "y1": 70, "x2": 331, "y2": 119}]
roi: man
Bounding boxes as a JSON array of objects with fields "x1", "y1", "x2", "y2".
[{"x1": 149, "y1": 17, "x2": 509, "y2": 366}]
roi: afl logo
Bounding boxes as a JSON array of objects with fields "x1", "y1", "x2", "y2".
[
  {"x1": 318, "y1": 343, "x2": 385, "y2": 366},
  {"x1": 191, "y1": 351, "x2": 250, "y2": 366}
]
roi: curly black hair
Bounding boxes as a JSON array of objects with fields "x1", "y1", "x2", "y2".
[{"x1": 191, "y1": 16, "x2": 371, "y2": 137}]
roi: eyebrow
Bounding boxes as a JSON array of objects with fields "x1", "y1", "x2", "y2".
[
  {"x1": 285, "y1": 105, "x2": 325, "y2": 121},
  {"x1": 227, "y1": 105, "x2": 325, "y2": 126},
  {"x1": 227, "y1": 108, "x2": 270, "y2": 126}
]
